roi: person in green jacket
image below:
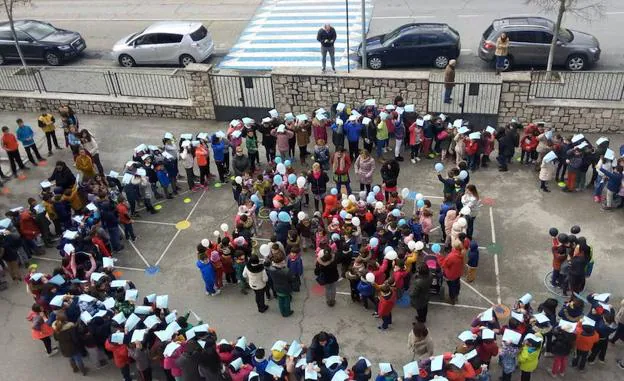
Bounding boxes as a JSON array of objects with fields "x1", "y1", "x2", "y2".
[
  {"x1": 376, "y1": 113, "x2": 389, "y2": 158},
  {"x1": 518, "y1": 334, "x2": 543, "y2": 381},
  {"x1": 245, "y1": 129, "x2": 259, "y2": 173}
]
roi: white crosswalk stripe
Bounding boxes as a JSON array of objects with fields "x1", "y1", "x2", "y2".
[{"x1": 220, "y1": 0, "x2": 374, "y2": 71}]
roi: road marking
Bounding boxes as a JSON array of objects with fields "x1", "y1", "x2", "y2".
[
  {"x1": 429, "y1": 301, "x2": 488, "y2": 310},
  {"x1": 132, "y1": 220, "x2": 177, "y2": 226},
  {"x1": 34, "y1": 256, "x2": 146, "y2": 272},
  {"x1": 489, "y1": 207, "x2": 502, "y2": 304},
  {"x1": 461, "y1": 49, "x2": 473, "y2": 53},
  {"x1": 461, "y1": 278, "x2": 496, "y2": 306},
  {"x1": 605, "y1": 11, "x2": 624, "y2": 15},
  {"x1": 372, "y1": 16, "x2": 434, "y2": 19},
  {"x1": 120, "y1": 225, "x2": 152, "y2": 267},
  {"x1": 35, "y1": 18, "x2": 252, "y2": 22},
  {"x1": 457, "y1": 15, "x2": 480, "y2": 18}
]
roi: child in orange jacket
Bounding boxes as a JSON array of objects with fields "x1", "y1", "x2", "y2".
[{"x1": 572, "y1": 320, "x2": 599, "y2": 371}]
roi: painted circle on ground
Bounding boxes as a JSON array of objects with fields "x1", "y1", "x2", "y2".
[
  {"x1": 176, "y1": 220, "x2": 191, "y2": 230},
  {"x1": 487, "y1": 243, "x2": 503, "y2": 254},
  {"x1": 482, "y1": 197, "x2": 496, "y2": 206},
  {"x1": 183, "y1": 197, "x2": 192, "y2": 203},
  {"x1": 154, "y1": 204, "x2": 162, "y2": 210},
  {"x1": 113, "y1": 271, "x2": 123, "y2": 278},
  {"x1": 18, "y1": 174, "x2": 27, "y2": 180},
  {"x1": 38, "y1": 160, "x2": 48, "y2": 166},
  {"x1": 2, "y1": 187, "x2": 9, "y2": 195}
]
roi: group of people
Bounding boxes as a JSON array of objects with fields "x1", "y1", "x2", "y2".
[{"x1": 1, "y1": 100, "x2": 623, "y2": 381}]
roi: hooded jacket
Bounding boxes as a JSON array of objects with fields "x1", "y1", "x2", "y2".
[
  {"x1": 352, "y1": 358, "x2": 372, "y2": 381},
  {"x1": 267, "y1": 261, "x2": 295, "y2": 294},
  {"x1": 54, "y1": 321, "x2": 81, "y2": 357},
  {"x1": 410, "y1": 273, "x2": 433, "y2": 309},
  {"x1": 407, "y1": 331, "x2": 434, "y2": 360},
  {"x1": 242, "y1": 261, "x2": 268, "y2": 290},
  {"x1": 518, "y1": 344, "x2": 542, "y2": 372},
  {"x1": 306, "y1": 333, "x2": 340, "y2": 363},
  {"x1": 315, "y1": 252, "x2": 340, "y2": 284}
]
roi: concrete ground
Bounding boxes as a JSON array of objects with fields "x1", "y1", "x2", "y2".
[
  {"x1": 6, "y1": 0, "x2": 624, "y2": 71},
  {"x1": 1, "y1": 111, "x2": 623, "y2": 381}
]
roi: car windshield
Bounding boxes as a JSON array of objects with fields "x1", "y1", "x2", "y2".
[
  {"x1": 559, "y1": 28, "x2": 573, "y2": 43},
  {"x1": 382, "y1": 27, "x2": 408, "y2": 43},
  {"x1": 21, "y1": 22, "x2": 57, "y2": 40},
  {"x1": 126, "y1": 29, "x2": 145, "y2": 43}
]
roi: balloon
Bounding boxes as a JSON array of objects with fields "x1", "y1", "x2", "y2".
[
  {"x1": 366, "y1": 194, "x2": 376, "y2": 204},
  {"x1": 341, "y1": 199, "x2": 349, "y2": 208},
  {"x1": 415, "y1": 193, "x2": 424, "y2": 201},
  {"x1": 365, "y1": 273, "x2": 375, "y2": 283},
  {"x1": 415, "y1": 241, "x2": 424, "y2": 251},
  {"x1": 458, "y1": 170, "x2": 468, "y2": 180},
  {"x1": 213, "y1": 230, "x2": 220, "y2": 237},
  {"x1": 358, "y1": 191, "x2": 367, "y2": 200},
  {"x1": 296, "y1": 176, "x2": 306, "y2": 189},
  {"x1": 278, "y1": 211, "x2": 291, "y2": 222},
  {"x1": 273, "y1": 174, "x2": 283, "y2": 186},
  {"x1": 284, "y1": 160, "x2": 292, "y2": 167},
  {"x1": 398, "y1": 219, "x2": 406, "y2": 226},
  {"x1": 288, "y1": 174, "x2": 297, "y2": 184},
  {"x1": 297, "y1": 211, "x2": 307, "y2": 221},
  {"x1": 373, "y1": 185, "x2": 381, "y2": 194},
  {"x1": 259, "y1": 244, "x2": 270, "y2": 257},
  {"x1": 375, "y1": 201, "x2": 383, "y2": 209},
  {"x1": 460, "y1": 206, "x2": 471, "y2": 216},
  {"x1": 431, "y1": 243, "x2": 441, "y2": 253},
  {"x1": 369, "y1": 237, "x2": 379, "y2": 248},
  {"x1": 352, "y1": 217, "x2": 360, "y2": 227},
  {"x1": 549, "y1": 227, "x2": 559, "y2": 237},
  {"x1": 457, "y1": 217, "x2": 467, "y2": 227},
  {"x1": 408, "y1": 241, "x2": 417, "y2": 251},
  {"x1": 570, "y1": 225, "x2": 581, "y2": 234},
  {"x1": 416, "y1": 199, "x2": 425, "y2": 208},
  {"x1": 435, "y1": 163, "x2": 444, "y2": 173},
  {"x1": 348, "y1": 195, "x2": 357, "y2": 203},
  {"x1": 339, "y1": 210, "x2": 347, "y2": 219},
  {"x1": 274, "y1": 157, "x2": 282, "y2": 164},
  {"x1": 331, "y1": 233, "x2": 340, "y2": 241},
  {"x1": 235, "y1": 176, "x2": 243, "y2": 184},
  {"x1": 385, "y1": 250, "x2": 398, "y2": 261},
  {"x1": 391, "y1": 209, "x2": 401, "y2": 217},
  {"x1": 330, "y1": 188, "x2": 338, "y2": 195},
  {"x1": 276, "y1": 163, "x2": 286, "y2": 175},
  {"x1": 273, "y1": 199, "x2": 282, "y2": 209},
  {"x1": 220, "y1": 223, "x2": 229, "y2": 232},
  {"x1": 269, "y1": 211, "x2": 278, "y2": 222},
  {"x1": 384, "y1": 246, "x2": 393, "y2": 254},
  {"x1": 401, "y1": 188, "x2": 410, "y2": 199}
]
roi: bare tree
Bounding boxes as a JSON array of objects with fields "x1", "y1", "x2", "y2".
[
  {"x1": 1, "y1": 0, "x2": 32, "y2": 68},
  {"x1": 525, "y1": 0, "x2": 604, "y2": 73}
]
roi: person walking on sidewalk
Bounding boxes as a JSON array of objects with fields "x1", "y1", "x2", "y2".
[
  {"x1": 2, "y1": 125, "x2": 29, "y2": 177},
  {"x1": 317, "y1": 24, "x2": 337, "y2": 73},
  {"x1": 16, "y1": 119, "x2": 43, "y2": 165},
  {"x1": 495, "y1": 32, "x2": 510, "y2": 75},
  {"x1": 443, "y1": 60, "x2": 456, "y2": 104},
  {"x1": 37, "y1": 107, "x2": 62, "y2": 156}
]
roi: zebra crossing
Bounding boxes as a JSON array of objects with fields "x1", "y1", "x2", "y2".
[{"x1": 219, "y1": 0, "x2": 374, "y2": 71}]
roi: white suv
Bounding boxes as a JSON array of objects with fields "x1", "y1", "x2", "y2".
[{"x1": 112, "y1": 21, "x2": 214, "y2": 67}]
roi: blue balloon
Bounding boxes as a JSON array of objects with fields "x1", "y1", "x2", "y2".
[
  {"x1": 275, "y1": 157, "x2": 282, "y2": 164},
  {"x1": 284, "y1": 160, "x2": 292, "y2": 167},
  {"x1": 391, "y1": 209, "x2": 401, "y2": 217},
  {"x1": 369, "y1": 237, "x2": 379, "y2": 248},
  {"x1": 459, "y1": 170, "x2": 468, "y2": 180},
  {"x1": 331, "y1": 233, "x2": 340, "y2": 241},
  {"x1": 384, "y1": 246, "x2": 393, "y2": 254},
  {"x1": 366, "y1": 194, "x2": 376, "y2": 204},
  {"x1": 269, "y1": 211, "x2": 278, "y2": 222},
  {"x1": 273, "y1": 174, "x2": 283, "y2": 186},
  {"x1": 250, "y1": 194, "x2": 260, "y2": 203},
  {"x1": 330, "y1": 188, "x2": 338, "y2": 195},
  {"x1": 373, "y1": 185, "x2": 381, "y2": 194},
  {"x1": 339, "y1": 210, "x2": 347, "y2": 219},
  {"x1": 417, "y1": 199, "x2": 425, "y2": 208},
  {"x1": 288, "y1": 174, "x2": 297, "y2": 184},
  {"x1": 435, "y1": 162, "x2": 444, "y2": 173},
  {"x1": 431, "y1": 243, "x2": 441, "y2": 253},
  {"x1": 278, "y1": 211, "x2": 291, "y2": 222},
  {"x1": 398, "y1": 219, "x2": 406, "y2": 226}
]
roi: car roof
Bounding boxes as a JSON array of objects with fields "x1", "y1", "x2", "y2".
[
  {"x1": 398, "y1": 23, "x2": 453, "y2": 32},
  {"x1": 0, "y1": 20, "x2": 46, "y2": 31},
  {"x1": 142, "y1": 21, "x2": 203, "y2": 35},
  {"x1": 493, "y1": 17, "x2": 554, "y2": 29}
]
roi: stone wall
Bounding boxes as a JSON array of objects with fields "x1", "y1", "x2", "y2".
[
  {"x1": 0, "y1": 64, "x2": 215, "y2": 120},
  {"x1": 497, "y1": 72, "x2": 624, "y2": 133},
  {"x1": 272, "y1": 69, "x2": 429, "y2": 115}
]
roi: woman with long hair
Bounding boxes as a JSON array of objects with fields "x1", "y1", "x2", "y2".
[
  {"x1": 461, "y1": 184, "x2": 480, "y2": 239},
  {"x1": 407, "y1": 321, "x2": 434, "y2": 361},
  {"x1": 80, "y1": 129, "x2": 104, "y2": 175}
]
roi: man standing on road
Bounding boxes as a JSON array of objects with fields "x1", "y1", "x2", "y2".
[
  {"x1": 317, "y1": 24, "x2": 337, "y2": 73},
  {"x1": 443, "y1": 59, "x2": 457, "y2": 104}
]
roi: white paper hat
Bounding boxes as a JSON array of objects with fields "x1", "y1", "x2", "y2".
[
  {"x1": 596, "y1": 137, "x2": 609, "y2": 146},
  {"x1": 558, "y1": 319, "x2": 577, "y2": 333},
  {"x1": 449, "y1": 353, "x2": 466, "y2": 368},
  {"x1": 501, "y1": 329, "x2": 522, "y2": 344},
  {"x1": 164, "y1": 132, "x2": 174, "y2": 140},
  {"x1": 262, "y1": 117, "x2": 272, "y2": 124},
  {"x1": 268, "y1": 109, "x2": 279, "y2": 118},
  {"x1": 404, "y1": 104, "x2": 415, "y2": 113},
  {"x1": 277, "y1": 124, "x2": 286, "y2": 133},
  {"x1": 543, "y1": 151, "x2": 557, "y2": 163},
  {"x1": 468, "y1": 132, "x2": 481, "y2": 139},
  {"x1": 416, "y1": 119, "x2": 424, "y2": 127},
  {"x1": 351, "y1": 110, "x2": 361, "y2": 117},
  {"x1": 593, "y1": 293, "x2": 610, "y2": 302},
  {"x1": 519, "y1": 293, "x2": 533, "y2": 305},
  {"x1": 458, "y1": 330, "x2": 475, "y2": 342},
  {"x1": 242, "y1": 117, "x2": 254, "y2": 125},
  {"x1": 380, "y1": 112, "x2": 389, "y2": 120},
  {"x1": 571, "y1": 134, "x2": 585, "y2": 143},
  {"x1": 336, "y1": 102, "x2": 346, "y2": 112},
  {"x1": 297, "y1": 114, "x2": 309, "y2": 122},
  {"x1": 423, "y1": 114, "x2": 431, "y2": 121},
  {"x1": 533, "y1": 312, "x2": 550, "y2": 324},
  {"x1": 452, "y1": 119, "x2": 463, "y2": 128},
  {"x1": 364, "y1": 99, "x2": 376, "y2": 106},
  {"x1": 285, "y1": 113, "x2": 295, "y2": 121},
  {"x1": 485, "y1": 126, "x2": 496, "y2": 134},
  {"x1": 582, "y1": 316, "x2": 596, "y2": 327},
  {"x1": 457, "y1": 126, "x2": 469, "y2": 134},
  {"x1": 385, "y1": 104, "x2": 395, "y2": 111},
  {"x1": 525, "y1": 333, "x2": 543, "y2": 343},
  {"x1": 481, "y1": 308, "x2": 494, "y2": 321},
  {"x1": 577, "y1": 141, "x2": 589, "y2": 150},
  {"x1": 481, "y1": 328, "x2": 495, "y2": 340},
  {"x1": 40, "y1": 180, "x2": 53, "y2": 188},
  {"x1": 604, "y1": 149, "x2": 615, "y2": 161},
  {"x1": 362, "y1": 117, "x2": 371, "y2": 125},
  {"x1": 511, "y1": 311, "x2": 524, "y2": 321}
]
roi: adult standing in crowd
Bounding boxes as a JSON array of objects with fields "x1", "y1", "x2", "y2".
[
  {"x1": 443, "y1": 60, "x2": 456, "y2": 104},
  {"x1": 317, "y1": 24, "x2": 337, "y2": 73}
]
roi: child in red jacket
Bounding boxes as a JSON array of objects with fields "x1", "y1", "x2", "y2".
[
  {"x1": 520, "y1": 131, "x2": 539, "y2": 164},
  {"x1": 105, "y1": 335, "x2": 131, "y2": 381},
  {"x1": 476, "y1": 331, "x2": 499, "y2": 368},
  {"x1": 377, "y1": 285, "x2": 396, "y2": 331}
]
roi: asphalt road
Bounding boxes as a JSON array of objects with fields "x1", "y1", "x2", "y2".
[{"x1": 5, "y1": 0, "x2": 624, "y2": 70}]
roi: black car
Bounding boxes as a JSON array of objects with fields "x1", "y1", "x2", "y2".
[
  {"x1": 359, "y1": 23, "x2": 461, "y2": 70},
  {"x1": 0, "y1": 20, "x2": 86, "y2": 66}
]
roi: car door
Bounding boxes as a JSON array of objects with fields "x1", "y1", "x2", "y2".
[
  {"x1": 505, "y1": 30, "x2": 537, "y2": 65},
  {"x1": 15, "y1": 31, "x2": 42, "y2": 59},
  {"x1": 418, "y1": 33, "x2": 449, "y2": 65},
  {"x1": 131, "y1": 33, "x2": 159, "y2": 63},
  {"x1": 154, "y1": 33, "x2": 184, "y2": 64},
  {"x1": 387, "y1": 33, "x2": 420, "y2": 66},
  {"x1": 0, "y1": 30, "x2": 18, "y2": 59},
  {"x1": 531, "y1": 31, "x2": 554, "y2": 66}
]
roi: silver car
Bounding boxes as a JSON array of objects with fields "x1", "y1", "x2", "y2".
[
  {"x1": 478, "y1": 17, "x2": 600, "y2": 71},
  {"x1": 112, "y1": 21, "x2": 214, "y2": 67}
]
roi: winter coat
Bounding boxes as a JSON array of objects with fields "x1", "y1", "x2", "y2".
[
  {"x1": 439, "y1": 248, "x2": 463, "y2": 280},
  {"x1": 271, "y1": 129, "x2": 294, "y2": 153},
  {"x1": 539, "y1": 161, "x2": 556, "y2": 181},
  {"x1": 105, "y1": 338, "x2": 130, "y2": 368},
  {"x1": 196, "y1": 260, "x2": 215, "y2": 285},
  {"x1": 124, "y1": 177, "x2": 141, "y2": 201},
  {"x1": 575, "y1": 327, "x2": 599, "y2": 352},
  {"x1": 267, "y1": 262, "x2": 295, "y2": 294},
  {"x1": 306, "y1": 332, "x2": 340, "y2": 363},
  {"x1": 357, "y1": 281, "x2": 374, "y2": 297},
  {"x1": 407, "y1": 331, "x2": 434, "y2": 360},
  {"x1": 287, "y1": 255, "x2": 304, "y2": 277},
  {"x1": 551, "y1": 329, "x2": 575, "y2": 356},
  {"x1": 410, "y1": 273, "x2": 432, "y2": 309},
  {"x1": 354, "y1": 155, "x2": 375, "y2": 184},
  {"x1": 381, "y1": 161, "x2": 400, "y2": 188},
  {"x1": 518, "y1": 345, "x2": 541, "y2": 372},
  {"x1": 331, "y1": 123, "x2": 345, "y2": 148},
  {"x1": 295, "y1": 124, "x2": 311, "y2": 146},
  {"x1": 16, "y1": 125, "x2": 35, "y2": 147},
  {"x1": 242, "y1": 262, "x2": 268, "y2": 290},
  {"x1": 163, "y1": 343, "x2": 185, "y2": 377},
  {"x1": 377, "y1": 290, "x2": 397, "y2": 317},
  {"x1": 315, "y1": 252, "x2": 340, "y2": 284},
  {"x1": 177, "y1": 348, "x2": 203, "y2": 381},
  {"x1": 233, "y1": 155, "x2": 250, "y2": 176},
  {"x1": 307, "y1": 170, "x2": 329, "y2": 195},
  {"x1": 53, "y1": 322, "x2": 81, "y2": 357},
  {"x1": 477, "y1": 340, "x2": 499, "y2": 363},
  {"x1": 19, "y1": 210, "x2": 41, "y2": 240},
  {"x1": 156, "y1": 169, "x2": 171, "y2": 187},
  {"x1": 211, "y1": 140, "x2": 225, "y2": 162},
  {"x1": 48, "y1": 166, "x2": 76, "y2": 190},
  {"x1": 600, "y1": 167, "x2": 623, "y2": 193},
  {"x1": 376, "y1": 121, "x2": 389, "y2": 140},
  {"x1": 344, "y1": 121, "x2": 363, "y2": 143}
]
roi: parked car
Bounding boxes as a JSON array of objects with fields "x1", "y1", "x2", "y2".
[
  {"x1": 112, "y1": 22, "x2": 214, "y2": 67},
  {"x1": 478, "y1": 16, "x2": 600, "y2": 71},
  {"x1": 358, "y1": 23, "x2": 461, "y2": 70},
  {"x1": 0, "y1": 20, "x2": 86, "y2": 66}
]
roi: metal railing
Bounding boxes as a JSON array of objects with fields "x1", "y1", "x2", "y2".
[
  {"x1": 529, "y1": 71, "x2": 624, "y2": 102},
  {"x1": 0, "y1": 67, "x2": 189, "y2": 100}
]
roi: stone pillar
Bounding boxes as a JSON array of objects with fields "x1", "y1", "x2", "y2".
[
  {"x1": 497, "y1": 72, "x2": 532, "y2": 126},
  {"x1": 184, "y1": 63, "x2": 215, "y2": 119}
]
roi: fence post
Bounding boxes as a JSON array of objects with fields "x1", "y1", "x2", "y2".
[{"x1": 32, "y1": 68, "x2": 42, "y2": 93}]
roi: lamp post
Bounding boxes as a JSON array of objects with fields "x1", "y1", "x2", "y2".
[
  {"x1": 345, "y1": 0, "x2": 350, "y2": 73},
  {"x1": 360, "y1": 0, "x2": 367, "y2": 69}
]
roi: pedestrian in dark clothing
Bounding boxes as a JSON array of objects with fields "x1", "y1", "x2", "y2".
[
  {"x1": 267, "y1": 252, "x2": 296, "y2": 317},
  {"x1": 2, "y1": 125, "x2": 28, "y2": 176},
  {"x1": 410, "y1": 263, "x2": 433, "y2": 323},
  {"x1": 306, "y1": 331, "x2": 340, "y2": 364},
  {"x1": 48, "y1": 161, "x2": 76, "y2": 191},
  {"x1": 315, "y1": 249, "x2": 340, "y2": 307},
  {"x1": 317, "y1": 24, "x2": 337, "y2": 72}
]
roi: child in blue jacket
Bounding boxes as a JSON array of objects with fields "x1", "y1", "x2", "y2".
[
  {"x1": 287, "y1": 246, "x2": 303, "y2": 292},
  {"x1": 599, "y1": 165, "x2": 623, "y2": 210},
  {"x1": 196, "y1": 252, "x2": 216, "y2": 296},
  {"x1": 466, "y1": 240, "x2": 479, "y2": 282},
  {"x1": 155, "y1": 163, "x2": 173, "y2": 199}
]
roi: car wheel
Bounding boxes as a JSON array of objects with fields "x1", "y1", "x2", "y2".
[
  {"x1": 499, "y1": 56, "x2": 512, "y2": 72},
  {"x1": 45, "y1": 51, "x2": 61, "y2": 66},
  {"x1": 567, "y1": 54, "x2": 586, "y2": 71},
  {"x1": 179, "y1": 54, "x2": 196, "y2": 67},
  {"x1": 367, "y1": 56, "x2": 383, "y2": 70},
  {"x1": 433, "y1": 55, "x2": 449, "y2": 69},
  {"x1": 118, "y1": 54, "x2": 136, "y2": 67}
]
